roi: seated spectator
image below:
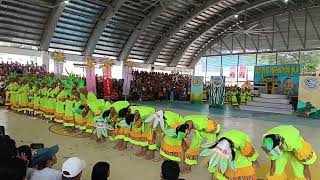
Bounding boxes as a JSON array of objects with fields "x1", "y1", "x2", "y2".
[
  {"x1": 0, "y1": 135, "x2": 27, "y2": 180},
  {"x1": 62, "y1": 157, "x2": 86, "y2": 180},
  {"x1": 91, "y1": 162, "x2": 110, "y2": 180},
  {"x1": 161, "y1": 160, "x2": 184, "y2": 180},
  {"x1": 18, "y1": 145, "x2": 34, "y2": 179},
  {"x1": 30, "y1": 145, "x2": 61, "y2": 180}
]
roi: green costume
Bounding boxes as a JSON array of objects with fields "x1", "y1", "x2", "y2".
[
  {"x1": 45, "y1": 86, "x2": 59, "y2": 119},
  {"x1": 183, "y1": 115, "x2": 221, "y2": 166},
  {"x1": 64, "y1": 98, "x2": 75, "y2": 127},
  {"x1": 159, "y1": 111, "x2": 184, "y2": 162},
  {"x1": 263, "y1": 125, "x2": 317, "y2": 180},
  {"x1": 201, "y1": 130, "x2": 259, "y2": 180},
  {"x1": 10, "y1": 82, "x2": 19, "y2": 110},
  {"x1": 129, "y1": 106, "x2": 155, "y2": 147},
  {"x1": 86, "y1": 93, "x2": 105, "y2": 133},
  {"x1": 240, "y1": 91, "x2": 246, "y2": 104},
  {"x1": 39, "y1": 87, "x2": 48, "y2": 115},
  {"x1": 27, "y1": 85, "x2": 38, "y2": 112},
  {"x1": 231, "y1": 91, "x2": 238, "y2": 106},
  {"x1": 112, "y1": 101, "x2": 130, "y2": 141},
  {"x1": 74, "y1": 93, "x2": 86, "y2": 129},
  {"x1": 54, "y1": 89, "x2": 67, "y2": 123},
  {"x1": 17, "y1": 83, "x2": 30, "y2": 112}
]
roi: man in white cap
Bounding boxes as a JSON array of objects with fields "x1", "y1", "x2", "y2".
[{"x1": 62, "y1": 157, "x2": 86, "y2": 180}]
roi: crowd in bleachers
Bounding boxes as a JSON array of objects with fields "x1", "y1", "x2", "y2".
[
  {"x1": 0, "y1": 62, "x2": 191, "y2": 104},
  {"x1": 0, "y1": 135, "x2": 183, "y2": 180}
]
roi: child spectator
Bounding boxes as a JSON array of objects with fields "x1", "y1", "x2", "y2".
[{"x1": 91, "y1": 162, "x2": 110, "y2": 180}]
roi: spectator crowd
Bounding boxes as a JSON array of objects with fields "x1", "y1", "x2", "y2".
[{"x1": 0, "y1": 134, "x2": 183, "y2": 180}]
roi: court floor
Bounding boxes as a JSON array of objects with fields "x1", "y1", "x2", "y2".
[{"x1": 0, "y1": 102, "x2": 319, "y2": 180}]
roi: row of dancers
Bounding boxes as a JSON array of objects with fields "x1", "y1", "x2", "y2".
[{"x1": 3, "y1": 72, "x2": 317, "y2": 179}]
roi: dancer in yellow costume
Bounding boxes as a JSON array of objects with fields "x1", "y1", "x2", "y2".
[
  {"x1": 160, "y1": 111, "x2": 195, "y2": 171},
  {"x1": 262, "y1": 125, "x2": 317, "y2": 180},
  {"x1": 54, "y1": 82, "x2": 67, "y2": 123},
  {"x1": 111, "y1": 101, "x2": 130, "y2": 149},
  {"x1": 129, "y1": 106, "x2": 155, "y2": 156},
  {"x1": 182, "y1": 115, "x2": 221, "y2": 172},
  {"x1": 201, "y1": 130, "x2": 259, "y2": 180}
]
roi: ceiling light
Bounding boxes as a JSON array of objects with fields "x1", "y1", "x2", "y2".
[
  {"x1": 234, "y1": 14, "x2": 239, "y2": 18},
  {"x1": 284, "y1": 0, "x2": 289, "y2": 3},
  {"x1": 64, "y1": 0, "x2": 70, "y2": 4}
]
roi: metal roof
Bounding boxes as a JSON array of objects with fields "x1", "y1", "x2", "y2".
[{"x1": 0, "y1": 0, "x2": 319, "y2": 67}]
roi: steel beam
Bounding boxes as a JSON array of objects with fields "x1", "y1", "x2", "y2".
[
  {"x1": 170, "y1": 0, "x2": 279, "y2": 67},
  {"x1": 188, "y1": 3, "x2": 317, "y2": 68},
  {"x1": 274, "y1": 16, "x2": 289, "y2": 50},
  {"x1": 289, "y1": 12, "x2": 304, "y2": 48},
  {"x1": 306, "y1": 9, "x2": 320, "y2": 41},
  {"x1": 146, "y1": 0, "x2": 222, "y2": 64},
  {"x1": 221, "y1": 39, "x2": 232, "y2": 53},
  {"x1": 234, "y1": 34, "x2": 245, "y2": 53},
  {"x1": 118, "y1": 5, "x2": 162, "y2": 62},
  {"x1": 83, "y1": 0, "x2": 126, "y2": 56},
  {"x1": 39, "y1": 0, "x2": 66, "y2": 51},
  {"x1": 258, "y1": 21, "x2": 273, "y2": 50}
]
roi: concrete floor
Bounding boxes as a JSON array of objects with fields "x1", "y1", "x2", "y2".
[{"x1": 0, "y1": 102, "x2": 319, "y2": 180}]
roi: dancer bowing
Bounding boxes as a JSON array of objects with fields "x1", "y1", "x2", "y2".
[
  {"x1": 200, "y1": 130, "x2": 259, "y2": 180},
  {"x1": 262, "y1": 125, "x2": 317, "y2": 180},
  {"x1": 182, "y1": 115, "x2": 221, "y2": 173}
]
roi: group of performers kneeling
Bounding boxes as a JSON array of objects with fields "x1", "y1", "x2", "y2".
[{"x1": 4, "y1": 74, "x2": 318, "y2": 180}]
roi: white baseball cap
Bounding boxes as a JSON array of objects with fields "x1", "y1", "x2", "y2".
[{"x1": 62, "y1": 157, "x2": 86, "y2": 178}]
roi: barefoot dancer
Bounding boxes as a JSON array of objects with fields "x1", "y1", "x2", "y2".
[
  {"x1": 144, "y1": 110, "x2": 166, "y2": 161},
  {"x1": 129, "y1": 106, "x2": 155, "y2": 157}
]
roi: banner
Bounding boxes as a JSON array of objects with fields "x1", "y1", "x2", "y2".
[
  {"x1": 191, "y1": 76, "x2": 204, "y2": 104},
  {"x1": 103, "y1": 64, "x2": 112, "y2": 99},
  {"x1": 122, "y1": 66, "x2": 132, "y2": 96},
  {"x1": 209, "y1": 76, "x2": 225, "y2": 107},
  {"x1": 239, "y1": 65, "x2": 246, "y2": 79},
  {"x1": 54, "y1": 61, "x2": 64, "y2": 75},
  {"x1": 254, "y1": 64, "x2": 300, "y2": 96},
  {"x1": 229, "y1": 66, "x2": 236, "y2": 78},
  {"x1": 86, "y1": 64, "x2": 97, "y2": 94},
  {"x1": 297, "y1": 76, "x2": 320, "y2": 118}
]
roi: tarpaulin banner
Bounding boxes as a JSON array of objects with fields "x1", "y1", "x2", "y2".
[
  {"x1": 191, "y1": 76, "x2": 204, "y2": 104},
  {"x1": 254, "y1": 64, "x2": 300, "y2": 95},
  {"x1": 122, "y1": 66, "x2": 132, "y2": 96},
  {"x1": 86, "y1": 65, "x2": 97, "y2": 94},
  {"x1": 103, "y1": 64, "x2": 112, "y2": 98},
  {"x1": 297, "y1": 76, "x2": 320, "y2": 119},
  {"x1": 229, "y1": 66, "x2": 236, "y2": 78},
  {"x1": 54, "y1": 61, "x2": 64, "y2": 75},
  {"x1": 209, "y1": 76, "x2": 225, "y2": 107},
  {"x1": 239, "y1": 65, "x2": 246, "y2": 79}
]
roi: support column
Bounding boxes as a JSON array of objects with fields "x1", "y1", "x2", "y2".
[{"x1": 40, "y1": 51, "x2": 50, "y2": 71}]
